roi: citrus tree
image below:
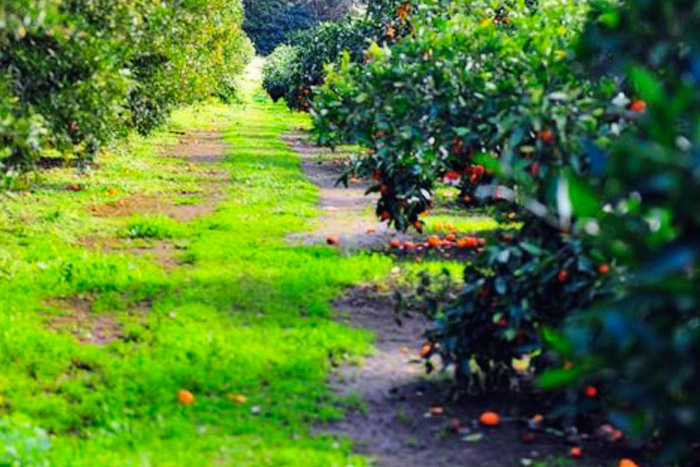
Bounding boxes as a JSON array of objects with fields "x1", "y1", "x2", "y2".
[{"x1": 0, "y1": 0, "x2": 252, "y2": 177}]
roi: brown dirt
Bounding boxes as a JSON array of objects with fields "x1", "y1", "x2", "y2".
[
  {"x1": 89, "y1": 130, "x2": 229, "y2": 222},
  {"x1": 286, "y1": 132, "x2": 636, "y2": 466},
  {"x1": 45, "y1": 297, "x2": 124, "y2": 346},
  {"x1": 283, "y1": 132, "x2": 406, "y2": 250},
  {"x1": 82, "y1": 130, "x2": 231, "y2": 271},
  {"x1": 326, "y1": 287, "x2": 635, "y2": 467}
]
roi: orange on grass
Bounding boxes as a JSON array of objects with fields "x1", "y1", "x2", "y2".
[
  {"x1": 326, "y1": 235, "x2": 339, "y2": 245},
  {"x1": 390, "y1": 238, "x2": 402, "y2": 249},
  {"x1": 178, "y1": 389, "x2": 195, "y2": 405},
  {"x1": 479, "y1": 411, "x2": 501, "y2": 427},
  {"x1": 403, "y1": 241, "x2": 416, "y2": 250}
]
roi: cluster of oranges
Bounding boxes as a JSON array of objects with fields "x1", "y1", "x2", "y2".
[{"x1": 389, "y1": 233, "x2": 485, "y2": 251}]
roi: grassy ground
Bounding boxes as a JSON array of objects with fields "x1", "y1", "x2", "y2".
[{"x1": 0, "y1": 60, "x2": 392, "y2": 466}]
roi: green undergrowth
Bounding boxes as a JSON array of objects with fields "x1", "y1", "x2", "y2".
[{"x1": 0, "y1": 60, "x2": 395, "y2": 466}]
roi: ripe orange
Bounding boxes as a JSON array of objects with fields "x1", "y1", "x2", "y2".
[
  {"x1": 326, "y1": 235, "x2": 339, "y2": 245},
  {"x1": 445, "y1": 170, "x2": 461, "y2": 181},
  {"x1": 427, "y1": 235, "x2": 441, "y2": 247},
  {"x1": 445, "y1": 233, "x2": 456, "y2": 242},
  {"x1": 558, "y1": 270, "x2": 569, "y2": 283},
  {"x1": 390, "y1": 238, "x2": 402, "y2": 249},
  {"x1": 538, "y1": 130, "x2": 555, "y2": 143},
  {"x1": 479, "y1": 411, "x2": 501, "y2": 427},
  {"x1": 570, "y1": 446, "x2": 582, "y2": 458},
  {"x1": 585, "y1": 385, "x2": 598, "y2": 398},
  {"x1": 599, "y1": 264, "x2": 610, "y2": 275},
  {"x1": 619, "y1": 459, "x2": 639, "y2": 467},
  {"x1": 404, "y1": 241, "x2": 416, "y2": 250},
  {"x1": 419, "y1": 343, "x2": 432, "y2": 358},
  {"x1": 630, "y1": 100, "x2": 647, "y2": 112},
  {"x1": 178, "y1": 389, "x2": 195, "y2": 405}
]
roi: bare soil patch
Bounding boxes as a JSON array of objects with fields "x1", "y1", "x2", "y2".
[
  {"x1": 326, "y1": 287, "x2": 636, "y2": 467},
  {"x1": 45, "y1": 297, "x2": 125, "y2": 346},
  {"x1": 283, "y1": 132, "x2": 403, "y2": 250}
]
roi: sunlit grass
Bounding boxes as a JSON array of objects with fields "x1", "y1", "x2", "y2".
[{"x1": 0, "y1": 61, "x2": 391, "y2": 466}]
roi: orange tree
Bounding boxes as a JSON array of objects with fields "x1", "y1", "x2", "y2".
[
  {"x1": 538, "y1": 0, "x2": 700, "y2": 461},
  {"x1": 310, "y1": 0, "x2": 634, "y2": 389},
  {"x1": 262, "y1": 0, "x2": 446, "y2": 111},
  {"x1": 0, "y1": 0, "x2": 252, "y2": 177}
]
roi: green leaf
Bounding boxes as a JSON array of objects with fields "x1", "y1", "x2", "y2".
[
  {"x1": 630, "y1": 66, "x2": 663, "y2": 104},
  {"x1": 566, "y1": 173, "x2": 600, "y2": 218}
]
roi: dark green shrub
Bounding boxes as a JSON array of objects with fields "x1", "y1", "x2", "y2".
[
  {"x1": 262, "y1": 0, "x2": 419, "y2": 110},
  {"x1": 263, "y1": 45, "x2": 300, "y2": 103},
  {"x1": 243, "y1": 0, "x2": 317, "y2": 56}
]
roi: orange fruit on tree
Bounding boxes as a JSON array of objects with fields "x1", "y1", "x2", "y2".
[
  {"x1": 538, "y1": 130, "x2": 555, "y2": 143},
  {"x1": 570, "y1": 446, "x2": 582, "y2": 458},
  {"x1": 178, "y1": 389, "x2": 195, "y2": 405},
  {"x1": 599, "y1": 264, "x2": 610, "y2": 275},
  {"x1": 479, "y1": 411, "x2": 501, "y2": 427},
  {"x1": 630, "y1": 100, "x2": 647, "y2": 112},
  {"x1": 445, "y1": 170, "x2": 461, "y2": 181}
]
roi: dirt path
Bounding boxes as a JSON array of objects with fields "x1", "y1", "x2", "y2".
[
  {"x1": 285, "y1": 132, "x2": 612, "y2": 467},
  {"x1": 283, "y1": 132, "x2": 397, "y2": 250}
]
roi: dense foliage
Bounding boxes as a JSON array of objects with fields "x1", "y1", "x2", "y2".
[
  {"x1": 540, "y1": 0, "x2": 700, "y2": 460},
  {"x1": 243, "y1": 0, "x2": 357, "y2": 55},
  {"x1": 286, "y1": 0, "x2": 698, "y2": 461},
  {"x1": 262, "y1": 0, "x2": 421, "y2": 111},
  {"x1": 0, "y1": 0, "x2": 252, "y2": 179}
]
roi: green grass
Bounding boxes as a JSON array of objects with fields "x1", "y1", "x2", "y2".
[{"x1": 0, "y1": 59, "x2": 393, "y2": 466}]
